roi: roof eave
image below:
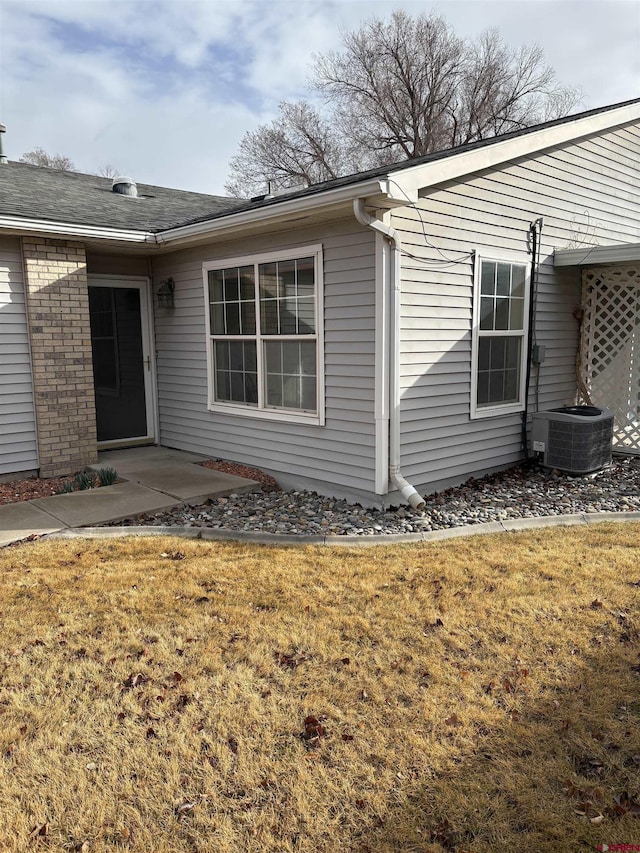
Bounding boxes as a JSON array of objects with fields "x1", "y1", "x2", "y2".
[
  {"x1": 389, "y1": 101, "x2": 640, "y2": 196},
  {"x1": 155, "y1": 178, "x2": 405, "y2": 246},
  {"x1": 554, "y1": 242, "x2": 640, "y2": 267},
  {"x1": 0, "y1": 215, "x2": 155, "y2": 244}
]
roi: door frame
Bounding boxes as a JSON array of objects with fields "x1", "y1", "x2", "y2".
[{"x1": 88, "y1": 274, "x2": 158, "y2": 448}]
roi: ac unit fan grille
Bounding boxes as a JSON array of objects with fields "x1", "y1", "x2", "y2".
[{"x1": 546, "y1": 418, "x2": 612, "y2": 472}]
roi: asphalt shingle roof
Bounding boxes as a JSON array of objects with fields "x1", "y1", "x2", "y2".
[
  {"x1": 1, "y1": 98, "x2": 638, "y2": 235},
  {"x1": 0, "y1": 162, "x2": 245, "y2": 232}
]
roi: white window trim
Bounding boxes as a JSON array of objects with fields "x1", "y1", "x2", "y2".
[
  {"x1": 202, "y1": 244, "x2": 325, "y2": 426},
  {"x1": 470, "y1": 251, "x2": 531, "y2": 420}
]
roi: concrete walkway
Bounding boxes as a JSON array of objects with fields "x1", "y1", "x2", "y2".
[{"x1": 0, "y1": 446, "x2": 258, "y2": 546}]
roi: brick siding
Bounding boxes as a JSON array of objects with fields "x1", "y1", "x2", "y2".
[{"x1": 22, "y1": 238, "x2": 98, "y2": 477}]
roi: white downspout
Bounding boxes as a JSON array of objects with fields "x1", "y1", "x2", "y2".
[{"x1": 353, "y1": 198, "x2": 426, "y2": 511}]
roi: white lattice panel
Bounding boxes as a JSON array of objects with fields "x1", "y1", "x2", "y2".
[{"x1": 580, "y1": 265, "x2": 640, "y2": 453}]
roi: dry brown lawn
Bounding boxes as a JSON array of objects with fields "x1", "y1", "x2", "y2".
[{"x1": 0, "y1": 524, "x2": 639, "y2": 853}]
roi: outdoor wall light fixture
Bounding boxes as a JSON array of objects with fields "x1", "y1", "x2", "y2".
[{"x1": 157, "y1": 277, "x2": 175, "y2": 309}]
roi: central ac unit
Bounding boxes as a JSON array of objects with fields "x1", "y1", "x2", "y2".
[{"x1": 531, "y1": 406, "x2": 614, "y2": 474}]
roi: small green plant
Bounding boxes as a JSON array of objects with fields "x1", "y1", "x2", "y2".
[
  {"x1": 54, "y1": 481, "x2": 74, "y2": 495},
  {"x1": 97, "y1": 467, "x2": 119, "y2": 487},
  {"x1": 73, "y1": 470, "x2": 97, "y2": 491}
]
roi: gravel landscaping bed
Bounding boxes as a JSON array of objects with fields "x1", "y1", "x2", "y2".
[{"x1": 105, "y1": 455, "x2": 640, "y2": 537}]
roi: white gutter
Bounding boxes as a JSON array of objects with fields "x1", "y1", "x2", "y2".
[
  {"x1": 554, "y1": 242, "x2": 640, "y2": 267},
  {"x1": 156, "y1": 178, "x2": 399, "y2": 245},
  {"x1": 0, "y1": 215, "x2": 154, "y2": 243},
  {"x1": 353, "y1": 198, "x2": 426, "y2": 512}
]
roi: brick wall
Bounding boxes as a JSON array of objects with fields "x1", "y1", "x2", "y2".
[{"x1": 22, "y1": 238, "x2": 98, "y2": 477}]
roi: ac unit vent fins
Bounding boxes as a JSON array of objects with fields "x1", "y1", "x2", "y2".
[{"x1": 531, "y1": 406, "x2": 614, "y2": 474}]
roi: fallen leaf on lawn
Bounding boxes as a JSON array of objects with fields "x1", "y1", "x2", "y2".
[
  {"x1": 175, "y1": 801, "x2": 195, "y2": 817},
  {"x1": 445, "y1": 713, "x2": 461, "y2": 727},
  {"x1": 301, "y1": 715, "x2": 328, "y2": 748},
  {"x1": 589, "y1": 814, "x2": 604, "y2": 824},
  {"x1": 123, "y1": 673, "x2": 149, "y2": 690},
  {"x1": 30, "y1": 823, "x2": 49, "y2": 838}
]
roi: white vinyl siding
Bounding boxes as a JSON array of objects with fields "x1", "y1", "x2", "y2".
[
  {"x1": 0, "y1": 237, "x2": 38, "y2": 475},
  {"x1": 392, "y1": 122, "x2": 640, "y2": 494},
  {"x1": 152, "y1": 220, "x2": 377, "y2": 499}
]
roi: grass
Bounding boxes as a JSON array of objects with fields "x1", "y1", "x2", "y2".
[{"x1": 0, "y1": 525, "x2": 639, "y2": 852}]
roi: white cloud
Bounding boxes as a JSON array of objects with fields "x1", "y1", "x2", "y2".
[{"x1": 1, "y1": 0, "x2": 638, "y2": 194}]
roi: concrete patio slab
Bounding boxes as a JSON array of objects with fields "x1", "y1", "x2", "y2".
[
  {"x1": 92, "y1": 445, "x2": 209, "y2": 475},
  {"x1": 0, "y1": 501, "x2": 66, "y2": 545},
  {"x1": 119, "y1": 462, "x2": 259, "y2": 503},
  {"x1": 30, "y1": 481, "x2": 180, "y2": 527}
]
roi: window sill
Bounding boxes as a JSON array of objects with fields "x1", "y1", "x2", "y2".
[
  {"x1": 470, "y1": 402, "x2": 525, "y2": 420},
  {"x1": 207, "y1": 401, "x2": 324, "y2": 427}
]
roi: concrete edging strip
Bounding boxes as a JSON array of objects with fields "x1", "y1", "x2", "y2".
[{"x1": 31, "y1": 510, "x2": 640, "y2": 548}]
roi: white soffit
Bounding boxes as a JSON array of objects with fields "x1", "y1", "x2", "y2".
[{"x1": 554, "y1": 242, "x2": 640, "y2": 267}]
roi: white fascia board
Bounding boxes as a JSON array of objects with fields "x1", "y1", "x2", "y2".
[
  {"x1": 554, "y1": 242, "x2": 640, "y2": 267},
  {"x1": 0, "y1": 215, "x2": 154, "y2": 243},
  {"x1": 155, "y1": 178, "x2": 395, "y2": 245},
  {"x1": 389, "y1": 102, "x2": 640, "y2": 196}
]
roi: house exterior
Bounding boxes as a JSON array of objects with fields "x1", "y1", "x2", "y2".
[{"x1": 1, "y1": 98, "x2": 639, "y2": 508}]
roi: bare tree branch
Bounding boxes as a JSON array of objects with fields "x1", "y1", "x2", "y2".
[
  {"x1": 225, "y1": 101, "x2": 359, "y2": 197},
  {"x1": 226, "y1": 11, "x2": 582, "y2": 196},
  {"x1": 19, "y1": 147, "x2": 76, "y2": 171},
  {"x1": 98, "y1": 163, "x2": 120, "y2": 178}
]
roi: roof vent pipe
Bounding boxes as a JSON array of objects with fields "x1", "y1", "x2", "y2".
[
  {"x1": 0, "y1": 124, "x2": 8, "y2": 164},
  {"x1": 112, "y1": 176, "x2": 137, "y2": 197}
]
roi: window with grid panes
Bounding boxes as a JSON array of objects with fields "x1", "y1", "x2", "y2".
[
  {"x1": 471, "y1": 257, "x2": 529, "y2": 417},
  {"x1": 204, "y1": 247, "x2": 322, "y2": 422}
]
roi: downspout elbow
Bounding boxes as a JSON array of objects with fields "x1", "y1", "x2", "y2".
[{"x1": 390, "y1": 470, "x2": 426, "y2": 511}]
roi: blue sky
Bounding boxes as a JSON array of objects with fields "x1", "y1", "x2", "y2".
[{"x1": 1, "y1": 0, "x2": 639, "y2": 195}]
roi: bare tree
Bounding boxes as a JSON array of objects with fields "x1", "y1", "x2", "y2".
[
  {"x1": 226, "y1": 11, "x2": 581, "y2": 197},
  {"x1": 19, "y1": 147, "x2": 76, "y2": 171},
  {"x1": 98, "y1": 163, "x2": 120, "y2": 178},
  {"x1": 226, "y1": 101, "x2": 360, "y2": 198}
]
